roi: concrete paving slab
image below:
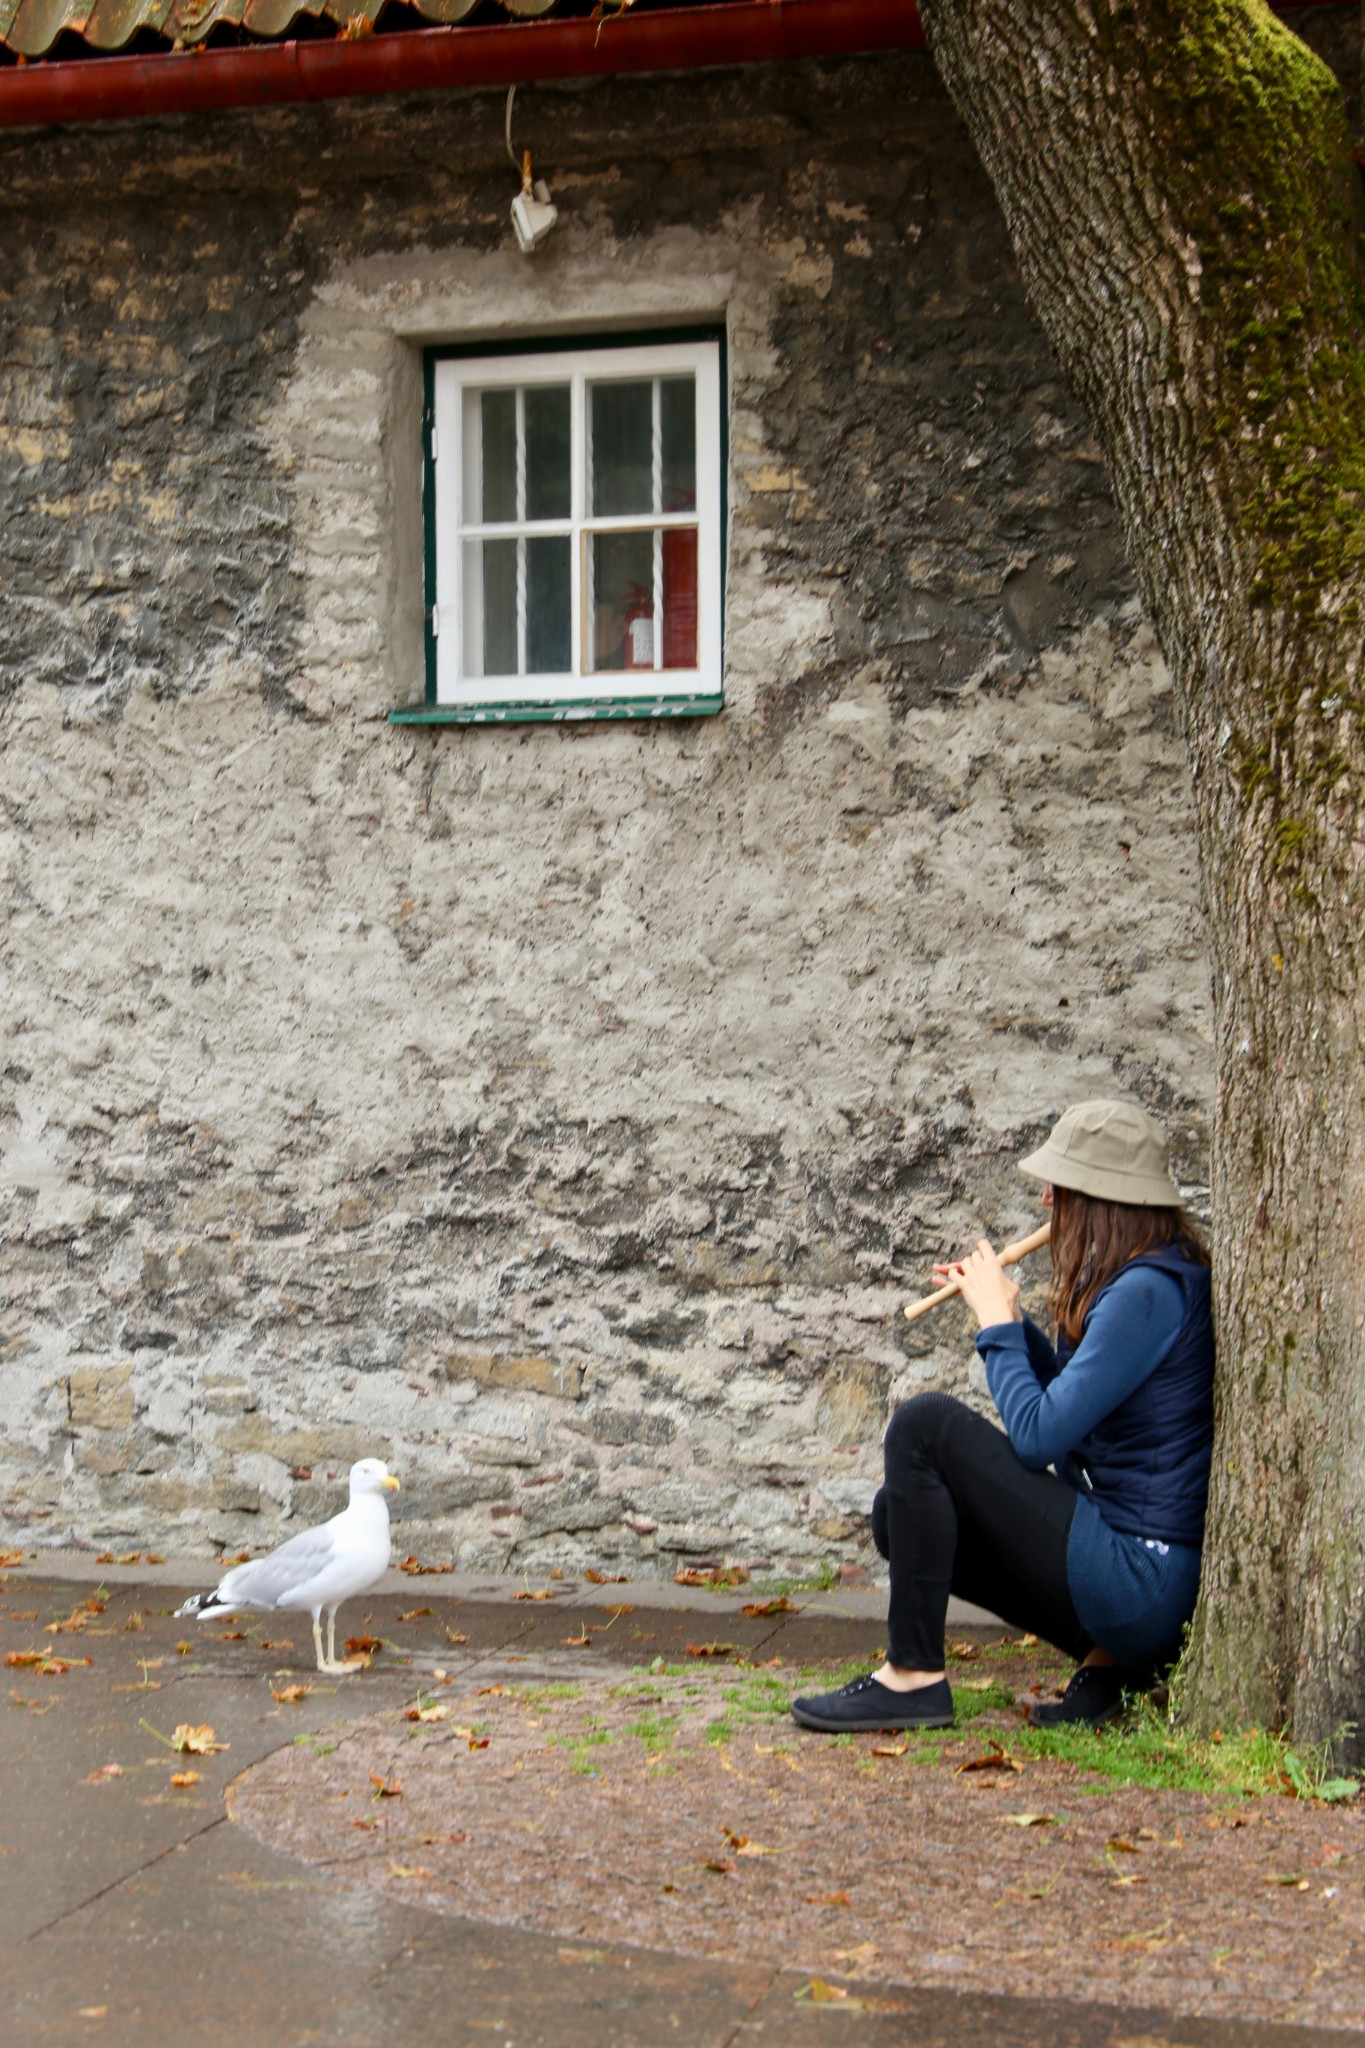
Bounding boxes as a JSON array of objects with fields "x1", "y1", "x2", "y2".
[
  {"x1": 349, "y1": 1915, "x2": 774, "y2": 2047},
  {"x1": 16, "y1": 1549, "x2": 995, "y2": 1629}
]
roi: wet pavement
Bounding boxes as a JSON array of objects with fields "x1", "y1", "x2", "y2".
[{"x1": 4, "y1": 1557, "x2": 1360, "y2": 2048}]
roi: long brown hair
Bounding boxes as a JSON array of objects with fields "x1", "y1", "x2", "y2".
[{"x1": 1048, "y1": 1187, "x2": 1210, "y2": 1342}]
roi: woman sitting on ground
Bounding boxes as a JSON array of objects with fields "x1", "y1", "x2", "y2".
[{"x1": 791, "y1": 1098, "x2": 1214, "y2": 1733}]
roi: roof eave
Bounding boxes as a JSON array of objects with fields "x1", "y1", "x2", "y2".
[{"x1": 0, "y1": 0, "x2": 927, "y2": 131}]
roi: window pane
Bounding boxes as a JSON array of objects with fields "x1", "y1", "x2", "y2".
[
  {"x1": 661, "y1": 377, "x2": 696, "y2": 513},
  {"x1": 591, "y1": 380, "x2": 653, "y2": 517},
  {"x1": 525, "y1": 385, "x2": 571, "y2": 522},
  {"x1": 480, "y1": 389, "x2": 517, "y2": 524},
  {"x1": 662, "y1": 527, "x2": 698, "y2": 668},
  {"x1": 526, "y1": 535, "x2": 571, "y2": 675},
  {"x1": 463, "y1": 536, "x2": 518, "y2": 676},
  {"x1": 589, "y1": 529, "x2": 655, "y2": 673}
]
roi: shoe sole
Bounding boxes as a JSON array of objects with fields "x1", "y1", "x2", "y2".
[{"x1": 790, "y1": 1705, "x2": 955, "y2": 1733}]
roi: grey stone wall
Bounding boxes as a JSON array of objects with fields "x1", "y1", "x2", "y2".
[{"x1": 0, "y1": 52, "x2": 1214, "y2": 1571}]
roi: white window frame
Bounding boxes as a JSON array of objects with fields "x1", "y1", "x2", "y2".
[{"x1": 429, "y1": 336, "x2": 723, "y2": 715}]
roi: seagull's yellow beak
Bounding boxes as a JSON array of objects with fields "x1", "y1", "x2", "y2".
[{"x1": 382, "y1": 1474, "x2": 400, "y2": 1492}]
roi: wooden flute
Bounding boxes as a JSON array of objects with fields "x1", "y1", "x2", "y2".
[{"x1": 902, "y1": 1221, "x2": 1052, "y2": 1323}]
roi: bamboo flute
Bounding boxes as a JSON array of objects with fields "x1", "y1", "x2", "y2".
[{"x1": 902, "y1": 1221, "x2": 1052, "y2": 1324}]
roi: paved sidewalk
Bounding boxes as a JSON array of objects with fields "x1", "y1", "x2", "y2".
[{"x1": 3, "y1": 1557, "x2": 1357, "y2": 2048}]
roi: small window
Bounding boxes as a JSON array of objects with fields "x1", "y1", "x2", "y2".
[{"x1": 424, "y1": 333, "x2": 725, "y2": 722}]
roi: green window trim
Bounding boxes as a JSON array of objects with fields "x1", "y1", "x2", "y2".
[
  {"x1": 388, "y1": 693, "x2": 724, "y2": 727},
  {"x1": 399, "y1": 325, "x2": 728, "y2": 729}
]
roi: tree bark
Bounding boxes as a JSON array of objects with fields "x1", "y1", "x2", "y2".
[{"x1": 918, "y1": 0, "x2": 1365, "y2": 1757}]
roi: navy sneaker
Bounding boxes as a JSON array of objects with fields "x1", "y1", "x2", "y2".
[
  {"x1": 1028, "y1": 1661, "x2": 1131, "y2": 1727},
  {"x1": 790, "y1": 1673, "x2": 954, "y2": 1733}
]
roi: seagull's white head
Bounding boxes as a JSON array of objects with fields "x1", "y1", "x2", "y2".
[{"x1": 349, "y1": 1458, "x2": 400, "y2": 1498}]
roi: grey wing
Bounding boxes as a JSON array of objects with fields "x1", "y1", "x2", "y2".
[{"x1": 214, "y1": 1520, "x2": 339, "y2": 1610}]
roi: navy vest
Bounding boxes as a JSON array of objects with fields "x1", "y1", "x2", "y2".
[{"x1": 1054, "y1": 1245, "x2": 1214, "y2": 1547}]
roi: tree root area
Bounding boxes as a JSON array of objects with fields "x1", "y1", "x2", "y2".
[{"x1": 229, "y1": 1655, "x2": 1365, "y2": 2026}]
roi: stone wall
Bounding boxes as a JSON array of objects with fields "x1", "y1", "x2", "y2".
[{"x1": 0, "y1": 50, "x2": 1215, "y2": 1571}]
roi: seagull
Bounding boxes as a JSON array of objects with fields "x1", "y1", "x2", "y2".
[{"x1": 175, "y1": 1458, "x2": 400, "y2": 1674}]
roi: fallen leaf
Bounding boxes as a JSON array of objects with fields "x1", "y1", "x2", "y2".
[
  {"x1": 121, "y1": 1612, "x2": 146, "y2": 1634},
  {"x1": 956, "y1": 1741, "x2": 1022, "y2": 1775},
  {"x1": 562, "y1": 1628, "x2": 593, "y2": 1648},
  {"x1": 0, "y1": 1551, "x2": 26, "y2": 1569},
  {"x1": 444, "y1": 1631, "x2": 469, "y2": 1646},
  {"x1": 84, "y1": 1764, "x2": 124, "y2": 1782},
  {"x1": 513, "y1": 1589, "x2": 555, "y2": 1602},
  {"x1": 398, "y1": 1556, "x2": 454, "y2": 1576},
  {"x1": 830, "y1": 1941, "x2": 880, "y2": 1969},
  {"x1": 223, "y1": 1553, "x2": 251, "y2": 1565},
  {"x1": 272, "y1": 1684, "x2": 311, "y2": 1704},
  {"x1": 585, "y1": 1569, "x2": 629, "y2": 1584},
  {"x1": 704, "y1": 1858, "x2": 737, "y2": 1875},
  {"x1": 467, "y1": 1736, "x2": 491, "y2": 1751},
  {"x1": 1264, "y1": 1874, "x2": 1311, "y2": 1889},
  {"x1": 796, "y1": 1980, "x2": 849, "y2": 2004},
  {"x1": 95, "y1": 1552, "x2": 141, "y2": 1566},
  {"x1": 674, "y1": 1565, "x2": 748, "y2": 1589},
  {"x1": 403, "y1": 1702, "x2": 450, "y2": 1723},
  {"x1": 741, "y1": 1596, "x2": 796, "y2": 1617},
  {"x1": 684, "y1": 1642, "x2": 735, "y2": 1659},
  {"x1": 803, "y1": 1891, "x2": 850, "y2": 1906},
  {"x1": 171, "y1": 1724, "x2": 227, "y2": 1754},
  {"x1": 145, "y1": 1554, "x2": 166, "y2": 1565},
  {"x1": 387, "y1": 1863, "x2": 433, "y2": 1880},
  {"x1": 258, "y1": 1639, "x2": 295, "y2": 1652},
  {"x1": 77, "y1": 2007, "x2": 108, "y2": 2019},
  {"x1": 6, "y1": 1651, "x2": 93, "y2": 1675},
  {"x1": 217, "y1": 1631, "x2": 248, "y2": 1641},
  {"x1": 1107, "y1": 1836, "x2": 1141, "y2": 1853},
  {"x1": 605, "y1": 1603, "x2": 634, "y2": 1616},
  {"x1": 946, "y1": 1638, "x2": 981, "y2": 1661},
  {"x1": 1002, "y1": 1812, "x2": 1055, "y2": 1828},
  {"x1": 369, "y1": 1774, "x2": 403, "y2": 1798},
  {"x1": 343, "y1": 1636, "x2": 382, "y2": 1658},
  {"x1": 174, "y1": 1640, "x2": 194, "y2": 1656},
  {"x1": 397, "y1": 1608, "x2": 432, "y2": 1622},
  {"x1": 871, "y1": 1741, "x2": 908, "y2": 1758},
  {"x1": 958, "y1": 1676, "x2": 1000, "y2": 1693},
  {"x1": 169, "y1": 1770, "x2": 202, "y2": 1789},
  {"x1": 1104, "y1": 1921, "x2": 1172, "y2": 1953}
]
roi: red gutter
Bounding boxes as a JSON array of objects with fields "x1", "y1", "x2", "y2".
[{"x1": 0, "y1": 0, "x2": 926, "y2": 130}]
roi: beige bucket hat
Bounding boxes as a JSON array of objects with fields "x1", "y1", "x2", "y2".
[{"x1": 1019, "y1": 1099, "x2": 1182, "y2": 1207}]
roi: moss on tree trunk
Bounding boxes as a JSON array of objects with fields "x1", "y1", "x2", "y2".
[{"x1": 920, "y1": 0, "x2": 1365, "y2": 1758}]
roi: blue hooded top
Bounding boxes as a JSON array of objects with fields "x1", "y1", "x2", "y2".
[{"x1": 975, "y1": 1244, "x2": 1214, "y2": 1663}]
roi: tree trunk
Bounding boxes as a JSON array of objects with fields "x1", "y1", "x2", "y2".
[{"x1": 918, "y1": 0, "x2": 1365, "y2": 1757}]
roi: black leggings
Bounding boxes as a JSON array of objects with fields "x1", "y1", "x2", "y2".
[{"x1": 874, "y1": 1391, "x2": 1091, "y2": 1670}]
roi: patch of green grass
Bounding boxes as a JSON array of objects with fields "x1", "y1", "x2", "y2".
[
  {"x1": 951, "y1": 1681, "x2": 1016, "y2": 1723},
  {"x1": 1016, "y1": 1699, "x2": 1361, "y2": 1801},
  {"x1": 517, "y1": 1683, "x2": 584, "y2": 1704},
  {"x1": 704, "y1": 1718, "x2": 736, "y2": 1745},
  {"x1": 794, "y1": 1659, "x2": 872, "y2": 1690},
  {"x1": 624, "y1": 1714, "x2": 677, "y2": 1754},
  {"x1": 719, "y1": 1678, "x2": 790, "y2": 1722}
]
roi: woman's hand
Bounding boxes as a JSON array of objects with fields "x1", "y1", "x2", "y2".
[{"x1": 931, "y1": 1239, "x2": 1021, "y2": 1331}]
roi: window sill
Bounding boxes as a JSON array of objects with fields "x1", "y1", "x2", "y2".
[{"x1": 388, "y1": 693, "x2": 723, "y2": 727}]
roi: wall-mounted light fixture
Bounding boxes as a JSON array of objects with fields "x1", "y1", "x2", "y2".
[{"x1": 506, "y1": 85, "x2": 558, "y2": 255}]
